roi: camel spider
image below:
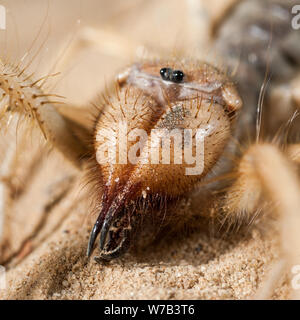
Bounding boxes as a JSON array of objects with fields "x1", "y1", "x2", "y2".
[{"x1": 1, "y1": 0, "x2": 300, "y2": 299}]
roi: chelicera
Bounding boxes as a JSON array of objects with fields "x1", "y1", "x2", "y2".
[{"x1": 87, "y1": 60, "x2": 242, "y2": 261}]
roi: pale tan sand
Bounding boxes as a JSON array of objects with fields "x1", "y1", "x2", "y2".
[
  {"x1": 0, "y1": 158, "x2": 287, "y2": 300},
  {"x1": 0, "y1": 147, "x2": 288, "y2": 299},
  {"x1": 2, "y1": 159, "x2": 287, "y2": 299},
  {"x1": 0, "y1": 0, "x2": 293, "y2": 300}
]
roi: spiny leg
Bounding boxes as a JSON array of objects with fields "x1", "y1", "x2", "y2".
[{"x1": 0, "y1": 60, "x2": 91, "y2": 169}]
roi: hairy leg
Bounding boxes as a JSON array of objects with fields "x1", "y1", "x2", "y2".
[
  {"x1": 0, "y1": 60, "x2": 90, "y2": 168},
  {"x1": 222, "y1": 143, "x2": 300, "y2": 298}
]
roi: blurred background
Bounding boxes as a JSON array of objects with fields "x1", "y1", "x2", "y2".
[{"x1": 0, "y1": 0, "x2": 236, "y2": 105}]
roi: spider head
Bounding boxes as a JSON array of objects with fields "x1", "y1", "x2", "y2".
[{"x1": 87, "y1": 59, "x2": 242, "y2": 261}]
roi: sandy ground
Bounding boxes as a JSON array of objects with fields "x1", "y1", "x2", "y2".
[
  {"x1": 0, "y1": 0, "x2": 294, "y2": 299},
  {"x1": 0, "y1": 149, "x2": 288, "y2": 299}
]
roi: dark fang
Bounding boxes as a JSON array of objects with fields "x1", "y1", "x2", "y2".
[
  {"x1": 87, "y1": 204, "x2": 133, "y2": 261},
  {"x1": 87, "y1": 217, "x2": 102, "y2": 257},
  {"x1": 99, "y1": 208, "x2": 115, "y2": 250}
]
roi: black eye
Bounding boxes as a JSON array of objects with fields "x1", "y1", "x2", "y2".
[
  {"x1": 171, "y1": 70, "x2": 184, "y2": 83},
  {"x1": 160, "y1": 67, "x2": 172, "y2": 81}
]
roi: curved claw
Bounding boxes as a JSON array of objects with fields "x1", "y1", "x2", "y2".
[
  {"x1": 87, "y1": 203, "x2": 134, "y2": 261},
  {"x1": 87, "y1": 221, "x2": 101, "y2": 258},
  {"x1": 86, "y1": 198, "x2": 119, "y2": 258},
  {"x1": 87, "y1": 183, "x2": 140, "y2": 261},
  {"x1": 99, "y1": 208, "x2": 115, "y2": 251},
  {"x1": 96, "y1": 205, "x2": 133, "y2": 261}
]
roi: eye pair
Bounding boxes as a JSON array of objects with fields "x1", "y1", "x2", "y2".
[{"x1": 160, "y1": 67, "x2": 184, "y2": 83}]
